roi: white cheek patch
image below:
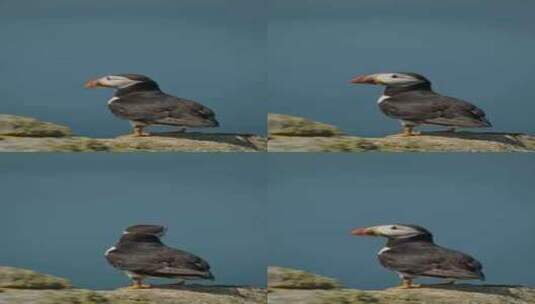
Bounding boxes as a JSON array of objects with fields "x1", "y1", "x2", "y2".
[
  {"x1": 382, "y1": 229, "x2": 411, "y2": 237},
  {"x1": 379, "y1": 74, "x2": 419, "y2": 85},
  {"x1": 387, "y1": 79, "x2": 416, "y2": 85},
  {"x1": 388, "y1": 230, "x2": 419, "y2": 238},
  {"x1": 100, "y1": 76, "x2": 142, "y2": 89},
  {"x1": 376, "y1": 225, "x2": 421, "y2": 238}
]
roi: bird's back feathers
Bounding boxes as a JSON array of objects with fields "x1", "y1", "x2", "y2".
[
  {"x1": 106, "y1": 235, "x2": 213, "y2": 280},
  {"x1": 108, "y1": 91, "x2": 218, "y2": 128},
  {"x1": 379, "y1": 90, "x2": 491, "y2": 128},
  {"x1": 378, "y1": 241, "x2": 485, "y2": 280}
]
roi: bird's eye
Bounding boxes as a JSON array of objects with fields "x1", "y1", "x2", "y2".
[
  {"x1": 391, "y1": 75, "x2": 398, "y2": 78},
  {"x1": 391, "y1": 226, "x2": 398, "y2": 230}
]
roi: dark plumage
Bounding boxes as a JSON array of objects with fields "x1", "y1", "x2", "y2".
[
  {"x1": 85, "y1": 74, "x2": 218, "y2": 136},
  {"x1": 124, "y1": 224, "x2": 167, "y2": 237},
  {"x1": 351, "y1": 72, "x2": 491, "y2": 136},
  {"x1": 105, "y1": 225, "x2": 213, "y2": 288},
  {"x1": 352, "y1": 224, "x2": 484, "y2": 288}
]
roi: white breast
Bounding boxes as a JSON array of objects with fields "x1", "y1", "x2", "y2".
[
  {"x1": 107, "y1": 97, "x2": 120, "y2": 105},
  {"x1": 378, "y1": 247, "x2": 391, "y2": 255},
  {"x1": 377, "y1": 95, "x2": 390, "y2": 104},
  {"x1": 104, "y1": 246, "x2": 116, "y2": 256}
]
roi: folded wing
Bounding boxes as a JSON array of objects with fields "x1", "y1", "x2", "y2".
[
  {"x1": 379, "y1": 243, "x2": 484, "y2": 280},
  {"x1": 379, "y1": 91, "x2": 491, "y2": 128},
  {"x1": 106, "y1": 246, "x2": 213, "y2": 279},
  {"x1": 108, "y1": 91, "x2": 218, "y2": 128}
]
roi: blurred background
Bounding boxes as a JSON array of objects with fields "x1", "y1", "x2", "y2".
[
  {"x1": 0, "y1": 154, "x2": 267, "y2": 289},
  {"x1": 269, "y1": 0, "x2": 535, "y2": 136},
  {"x1": 266, "y1": 154, "x2": 535, "y2": 289},
  {"x1": 0, "y1": 0, "x2": 266, "y2": 136}
]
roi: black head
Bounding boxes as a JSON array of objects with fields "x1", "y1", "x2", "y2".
[
  {"x1": 124, "y1": 224, "x2": 167, "y2": 237},
  {"x1": 118, "y1": 232, "x2": 163, "y2": 244},
  {"x1": 115, "y1": 74, "x2": 155, "y2": 83}
]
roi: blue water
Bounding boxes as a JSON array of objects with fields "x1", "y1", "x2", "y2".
[
  {"x1": 269, "y1": 0, "x2": 535, "y2": 136},
  {"x1": 0, "y1": 154, "x2": 268, "y2": 289},
  {"x1": 0, "y1": 0, "x2": 266, "y2": 137},
  {"x1": 266, "y1": 154, "x2": 535, "y2": 289}
]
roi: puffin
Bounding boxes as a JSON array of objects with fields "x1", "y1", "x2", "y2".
[
  {"x1": 105, "y1": 224, "x2": 214, "y2": 289},
  {"x1": 85, "y1": 74, "x2": 219, "y2": 136},
  {"x1": 351, "y1": 72, "x2": 491, "y2": 136},
  {"x1": 351, "y1": 224, "x2": 485, "y2": 288}
]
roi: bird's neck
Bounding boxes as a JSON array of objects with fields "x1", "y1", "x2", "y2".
[
  {"x1": 384, "y1": 82, "x2": 432, "y2": 96},
  {"x1": 386, "y1": 234, "x2": 434, "y2": 247},
  {"x1": 115, "y1": 81, "x2": 161, "y2": 96}
]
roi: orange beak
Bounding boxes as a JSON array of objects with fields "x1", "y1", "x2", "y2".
[
  {"x1": 351, "y1": 227, "x2": 377, "y2": 236},
  {"x1": 351, "y1": 75, "x2": 379, "y2": 84},
  {"x1": 84, "y1": 79, "x2": 101, "y2": 89}
]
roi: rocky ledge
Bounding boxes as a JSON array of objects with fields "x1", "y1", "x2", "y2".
[
  {"x1": 268, "y1": 113, "x2": 535, "y2": 152},
  {"x1": 0, "y1": 266, "x2": 265, "y2": 304},
  {"x1": 267, "y1": 267, "x2": 535, "y2": 304},
  {"x1": 0, "y1": 114, "x2": 265, "y2": 152}
]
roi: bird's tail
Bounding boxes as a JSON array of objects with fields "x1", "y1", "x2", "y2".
[
  {"x1": 206, "y1": 118, "x2": 219, "y2": 128},
  {"x1": 205, "y1": 271, "x2": 215, "y2": 281},
  {"x1": 156, "y1": 117, "x2": 219, "y2": 128},
  {"x1": 479, "y1": 117, "x2": 492, "y2": 128},
  {"x1": 477, "y1": 270, "x2": 486, "y2": 281},
  {"x1": 194, "y1": 117, "x2": 219, "y2": 128}
]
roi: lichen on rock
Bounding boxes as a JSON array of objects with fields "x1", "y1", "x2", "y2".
[
  {"x1": 0, "y1": 114, "x2": 266, "y2": 152},
  {"x1": 267, "y1": 267, "x2": 535, "y2": 304},
  {"x1": 268, "y1": 113, "x2": 535, "y2": 152},
  {"x1": 268, "y1": 113, "x2": 344, "y2": 137},
  {"x1": 0, "y1": 266, "x2": 266, "y2": 304},
  {"x1": 268, "y1": 267, "x2": 342, "y2": 290},
  {"x1": 0, "y1": 114, "x2": 72, "y2": 137},
  {"x1": 0, "y1": 266, "x2": 71, "y2": 290}
]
